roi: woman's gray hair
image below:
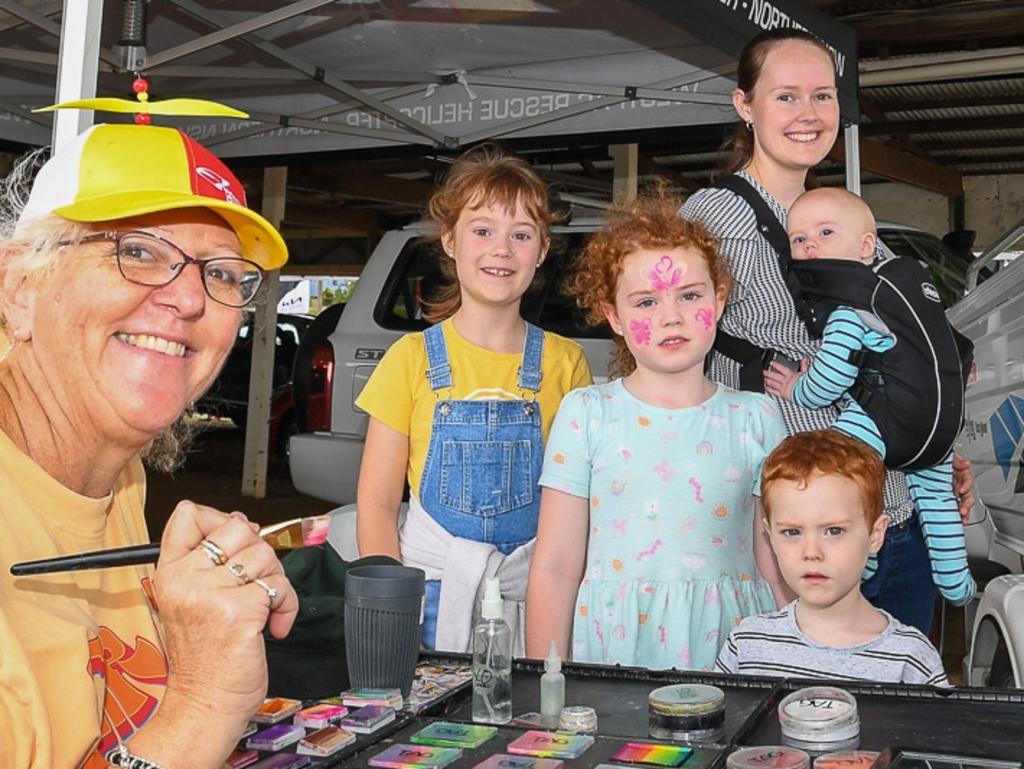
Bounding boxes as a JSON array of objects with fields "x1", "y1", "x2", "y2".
[{"x1": 0, "y1": 147, "x2": 201, "y2": 472}]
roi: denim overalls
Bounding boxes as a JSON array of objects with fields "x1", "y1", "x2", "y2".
[{"x1": 417, "y1": 321, "x2": 545, "y2": 648}]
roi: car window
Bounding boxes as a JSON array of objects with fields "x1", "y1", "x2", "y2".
[
  {"x1": 878, "y1": 228, "x2": 965, "y2": 306},
  {"x1": 374, "y1": 231, "x2": 611, "y2": 340},
  {"x1": 375, "y1": 237, "x2": 444, "y2": 331}
]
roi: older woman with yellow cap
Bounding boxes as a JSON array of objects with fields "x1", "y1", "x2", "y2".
[{"x1": 0, "y1": 124, "x2": 297, "y2": 769}]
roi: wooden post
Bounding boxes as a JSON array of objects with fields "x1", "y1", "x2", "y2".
[
  {"x1": 241, "y1": 166, "x2": 287, "y2": 499},
  {"x1": 610, "y1": 143, "x2": 638, "y2": 206}
]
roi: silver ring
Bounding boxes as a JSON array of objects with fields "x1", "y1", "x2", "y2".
[
  {"x1": 253, "y1": 577, "x2": 278, "y2": 609},
  {"x1": 226, "y1": 562, "x2": 250, "y2": 583},
  {"x1": 200, "y1": 538, "x2": 228, "y2": 566}
]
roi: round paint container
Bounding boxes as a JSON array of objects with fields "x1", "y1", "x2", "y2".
[
  {"x1": 778, "y1": 687, "x2": 860, "y2": 753},
  {"x1": 813, "y1": 751, "x2": 880, "y2": 769},
  {"x1": 648, "y1": 683, "x2": 725, "y2": 743},
  {"x1": 558, "y1": 705, "x2": 598, "y2": 733},
  {"x1": 726, "y1": 746, "x2": 811, "y2": 769}
]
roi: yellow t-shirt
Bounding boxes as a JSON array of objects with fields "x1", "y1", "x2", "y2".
[
  {"x1": 356, "y1": 319, "x2": 593, "y2": 497},
  {"x1": 0, "y1": 428, "x2": 166, "y2": 769}
]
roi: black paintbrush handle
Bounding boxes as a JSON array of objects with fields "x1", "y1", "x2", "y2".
[{"x1": 10, "y1": 543, "x2": 161, "y2": 575}]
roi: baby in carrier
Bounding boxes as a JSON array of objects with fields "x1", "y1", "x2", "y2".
[{"x1": 763, "y1": 187, "x2": 976, "y2": 607}]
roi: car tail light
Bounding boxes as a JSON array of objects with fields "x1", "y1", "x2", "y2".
[{"x1": 307, "y1": 341, "x2": 334, "y2": 431}]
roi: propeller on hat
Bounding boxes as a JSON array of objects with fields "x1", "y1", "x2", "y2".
[{"x1": 33, "y1": 77, "x2": 248, "y2": 124}]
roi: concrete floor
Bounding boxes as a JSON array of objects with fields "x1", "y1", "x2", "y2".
[{"x1": 144, "y1": 421, "x2": 336, "y2": 536}]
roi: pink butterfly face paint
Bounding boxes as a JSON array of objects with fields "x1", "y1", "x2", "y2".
[
  {"x1": 646, "y1": 255, "x2": 685, "y2": 291},
  {"x1": 628, "y1": 317, "x2": 652, "y2": 346},
  {"x1": 695, "y1": 307, "x2": 715, "y2": 330}
]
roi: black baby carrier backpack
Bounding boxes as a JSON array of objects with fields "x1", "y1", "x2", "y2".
[
  {"x1": 791, "y1": 255, "x2": 972, "y2": 470},
  {"x1": 710, "y1": 175, "x2": 973, "y2": 471}
]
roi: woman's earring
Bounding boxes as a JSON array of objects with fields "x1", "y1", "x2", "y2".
[{"x1": 745, "y1": 121, "x2": 754, "y2": 132}]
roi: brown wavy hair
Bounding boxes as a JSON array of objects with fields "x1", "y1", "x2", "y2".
[
  {"x1": 423, "y1": 144, "x2": 554, "y2": 323},
  {"x1": 761, "y1": 429, "x2": 885, "y2": 527},
  {"x1": 718, "y1": 28, "x2": 836, "y2": 179},
  {"x1": 568, "y1": 192, "x2": 732, "y2": 378}
]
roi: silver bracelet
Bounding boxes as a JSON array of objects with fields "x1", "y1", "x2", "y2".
[{"x1": 108, "y1": 744, "x2": 168, "y2": 769}]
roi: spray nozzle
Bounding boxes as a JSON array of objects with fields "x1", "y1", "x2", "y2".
[
  {"x1": 481, "y1": 577, "x2": 503, "y2": 620},
  {"x1": 544, "y1": 640, "x2": 562, "y2": 673}
]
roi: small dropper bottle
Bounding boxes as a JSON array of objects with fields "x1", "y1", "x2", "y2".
[{"x1": 540, "y1": 640, "x2": 565, "y2": 720}]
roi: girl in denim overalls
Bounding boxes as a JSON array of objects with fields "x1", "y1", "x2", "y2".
[
  {"x1": 356, "y1": 146, "x2": 592, "y2": 652},
  {"x1": 526, "y1": 194, "x2": 790, "y2": 670}
]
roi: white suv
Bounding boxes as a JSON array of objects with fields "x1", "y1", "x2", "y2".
[{"x1": 288, "y1": 219, "x2": 969, "y2": 505}]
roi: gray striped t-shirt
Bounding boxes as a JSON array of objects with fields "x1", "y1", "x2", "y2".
[{"x1": 715, "y1": 601, "x2": 949, "y2": 686}]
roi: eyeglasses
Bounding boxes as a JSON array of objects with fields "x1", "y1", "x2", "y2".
[{"x1": 62, "y1": 230, "x2": 266, "y2": 308}]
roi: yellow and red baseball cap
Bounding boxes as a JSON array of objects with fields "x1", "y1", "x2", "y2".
[{"x1": 17, "y1": 123, "x2": 287, "y2": 270}]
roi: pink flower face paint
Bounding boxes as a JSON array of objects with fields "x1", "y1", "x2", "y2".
[
  {"x1": 646, "y1": 255, "x2": 685, "y2": 292},
  {"x1": 695, "y1": 307, "x2": 715, "y2": 330},
  {"x1": 628, "y1": 317, "x2": 652, "y2": 346}
]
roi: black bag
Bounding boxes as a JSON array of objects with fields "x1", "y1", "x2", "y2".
[{"x1": 264, "y1": 546, "x2": 400, "y2": 700}]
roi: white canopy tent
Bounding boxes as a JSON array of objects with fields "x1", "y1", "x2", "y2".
[{"x1": 0, "y1": 0, "x2": 859, "y2": 497}]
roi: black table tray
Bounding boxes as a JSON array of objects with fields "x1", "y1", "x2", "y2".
[
  {"x1": 440, "y1": 658, "x2": 778, "y2": 748},
  {"x1": 735, "y1": 678, "x2": 1024, "y2": 761},
  {"x1": 337, "y1": 719, "x2": 728, "y2": 769}
]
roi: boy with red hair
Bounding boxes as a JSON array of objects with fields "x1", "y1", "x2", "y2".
[{"x1": 716, "y1": 429, "x2": 948, "y2": 684}]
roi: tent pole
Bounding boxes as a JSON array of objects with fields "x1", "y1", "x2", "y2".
[
  {"x1": 611, "y1": 143, "x2": 638, "y2": 205},
  {"x1": 52, "y1": 0, "x2": 103, "y2": 151},
  {"x1": 242, "y1": 166, "x2": 287, "y2": 499},
  {"x1": 844, "y1": 123, "x2": 861, "y2": 195}
]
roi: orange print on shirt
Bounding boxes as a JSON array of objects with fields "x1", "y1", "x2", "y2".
[
  {"x1": 84, "y1": 625, "x2": 168, "y2": 768},
  {"x1": 553, "y1": 453, "x2": 566, "y2": 464}
]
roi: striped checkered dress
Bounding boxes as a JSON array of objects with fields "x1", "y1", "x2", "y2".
[{"x1": 681, "y1": 172, "x2": 915, "y2": 535}]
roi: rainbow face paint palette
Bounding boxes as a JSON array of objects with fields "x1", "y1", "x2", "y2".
[
  {"x1": 297, "y1": 725, "x2": 356, "y2": 756},
  {"x1": 341, "y1": 704, "x2": 397, "y2": 734},
  {"x1": 226, "y1": 748, "x2": 259, "y2": 769},
  {"x1": 506, "y1": 730, "x2": 595, "y2": 759},
  {"x1": 249, "y1": 753, "x2": 312, "y2": 769},
  {"x1": 252, "y1": 697, "x2": 303, "y2": 724},
  {"x1": 342, "y1": 687, "x2": 404, "y2": 708},
  {"x1": 610, "y1": 742, "x2": 694, "y2": 767},
  {"x1": 294, "y1": 703, "x2": 349, "y2": 728},
  {"x1": 368, "y1": 744, "x2": 463, "y2": 769},
  {"x1": 246, "y1": 723, "x2": 305, "y2": 751},
  {"x1": 473, "y1": 756, "x2": 565, "y2": 769},
  {"x1": 411, "y1": 721, "x2": 498, "y2": 748}
]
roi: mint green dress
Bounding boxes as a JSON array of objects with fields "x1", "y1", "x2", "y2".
[{"x1": 540, "y1": 381, "x2": 786, "y2": 670}]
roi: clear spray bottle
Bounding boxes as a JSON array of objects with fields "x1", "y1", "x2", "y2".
[
  {"x1": 540, "y1": 640, "x2": 565, "y2": 720},
  {"x1": 472, "y1": 578, "x2": 512, "y2": 724}
]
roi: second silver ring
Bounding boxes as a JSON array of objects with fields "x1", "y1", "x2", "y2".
[{"x1": 226, "y1": 561, "x2": 251, "y2": 584}]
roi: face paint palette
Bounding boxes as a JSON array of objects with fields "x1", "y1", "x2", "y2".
[
  {"x1": 473, "y1": 755, "x2": 565, "y2": 769},
  {"x1": 610, "y1": 743, "x2": 694, "y2": 767},
  {"x1": 297, "y1": 725, "x2": 356, "y2": 756},
  {"x1": 341, "y1": 704, "x2": 397, "y2": 734},
  {"x1": 249, "y1": 755, "x2": 312, "y2": 769},
  {"x1": 252, "y1": 697, "x2": 303, "y2": 724},
  {"x1": 411, "y1": 721, "x2": 498, "y2": 748},
  {"x1": 812, "y1": 751, "x2": 880, "y2": 769},
  {"x1": 778, "y1": 687, "x2": 860, "y2": 752},
  {"x1": 342, "y1": 687, "x2": 405, "y2": 708},
  {"x1": 726, "y1": 747, "x2": 811, "y2": 769},
  {"x1": 225, "y1": 748, "x2": 260, "y2": 769},
  {"x1": 293, "y1": 703, "x2": 349, "y2": 728},
  {"x1": 246, "y1": 723, "x2": 305, "y2": 751},
  {"x1": 368, "y1": 744, "x2": 463, "y2": 769},
  {"x1": 506, "y1": 730, "x2": 595, "y2": 759}
]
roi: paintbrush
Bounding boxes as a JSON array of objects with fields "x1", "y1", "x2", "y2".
[{"x1": 9, "y1": 516, "x2": 329, "y2": 576}]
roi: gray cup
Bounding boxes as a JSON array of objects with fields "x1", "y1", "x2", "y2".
[{"x1": 344, "y1": 565, "x2": 425, "y2": 697}]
